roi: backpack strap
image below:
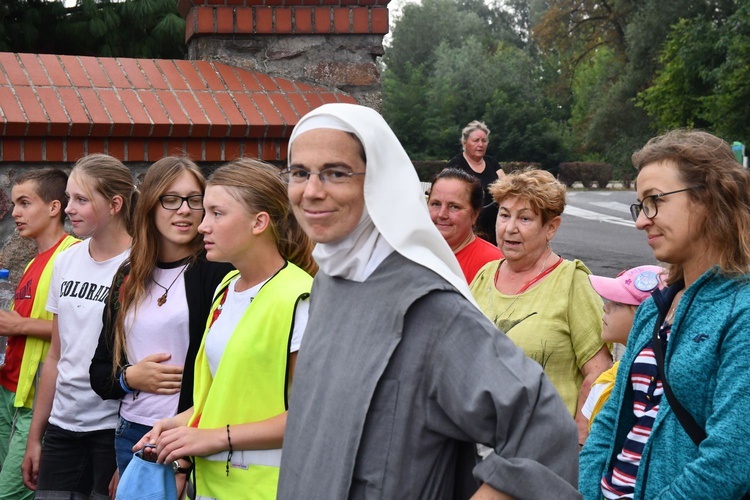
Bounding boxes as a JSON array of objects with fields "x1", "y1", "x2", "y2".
[
  {"x1": 651, "y1": 315, "x2": 706, "y2": 446},
  {"x1": 651, "y1": 287, "x2": 749, "y2": 498}
]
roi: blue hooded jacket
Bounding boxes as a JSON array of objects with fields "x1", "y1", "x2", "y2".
[{"x1": 580, "y1": 268, "x2": 750, "y2": 499}]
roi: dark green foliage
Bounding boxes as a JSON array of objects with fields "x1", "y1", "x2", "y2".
[
  {"x1": 637, "y1": 2, "x2": 750, "y2": 142},
  {"x1": 382, "y1": 0, "x2": 568, "y2": 167},
  {"x1": 0, "y1": 0, "x2": 185, "y2": 58},
  {"x1": 501, "y1": 162, "x2": 541, "y2": 174},
  {"x1": 539, "y1": 0, "x2": 748, "y2": 167},
  {"x1": 412, "y1": 160, "x2": 449, "y2": 182},
  {"x1": 387, "y1": 0, "x2": 748, "y2": 175},
  {"x1": 558, "y1": 162, "x2": 613, "y2": 189},
  {"x1": 593, "y1": 163, "x2": 614, "y2": 189}
]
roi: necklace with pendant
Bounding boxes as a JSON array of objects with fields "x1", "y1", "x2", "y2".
[{"x1": 152, "y1": 263, "x2": 189, "y2": 307}]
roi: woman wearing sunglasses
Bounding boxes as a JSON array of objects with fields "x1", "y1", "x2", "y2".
[
  {"x1": 580, "y1": 130, "x2": 750, "y2": 499},
  {"x1": 89, "y1": 157, "x2": 232, "y2": 479}
]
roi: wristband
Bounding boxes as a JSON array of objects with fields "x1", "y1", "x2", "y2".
[
  {"x1": 226, "y1": 424, "x2": 233, "y2": 476},
  {"x1": 119, "y1": 364, "x2": 134, "y2": 393}
]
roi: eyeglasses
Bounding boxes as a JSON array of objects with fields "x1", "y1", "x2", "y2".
[
  {"x1": 279, "y1": 166, "x2": 365, "y2": 185},
  {"x1": 159, "y1": 195, "x2": 204, "y2": 211},
  {"x1": 629, "y1": 186, "x2": 701, "y2": 222}
]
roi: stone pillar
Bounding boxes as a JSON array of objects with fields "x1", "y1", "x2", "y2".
[{"x1": 178, "y1": 0, "x2": 389, "y2": 111}]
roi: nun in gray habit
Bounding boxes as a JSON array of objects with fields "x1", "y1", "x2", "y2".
[{"x1": 278, "y1": 103, "x2": 581, "y2": 500}]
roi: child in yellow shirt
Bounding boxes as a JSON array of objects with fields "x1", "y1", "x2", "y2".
[{"x1": 581, "y1": 265, "x2": 664, "y2": 434}]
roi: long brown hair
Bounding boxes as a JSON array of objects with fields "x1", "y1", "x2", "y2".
[
  {"x1": 208, "y1": 158, "x2": 317, "y2": 276},
  {"x1": 112, "y1": 157, "x2": 206, "y2": 374},
  {"x1": 632, "y1": 129, "x2": 750, "y2": 284}
]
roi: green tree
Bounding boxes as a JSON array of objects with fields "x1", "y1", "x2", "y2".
[
  {"x1": 383, "y1": 0, "x2": 492, "y2": 81},
  {"x1": 382, "y1": 0, "x2": 566, "y2": 166},
  {"x1": 638, "y1": 2, "x2": 750, "y2": 141},
  {"x1": 706, "y1": 3, "x2": 750, "y2": 140},
  {"x1": 636, "y1": 18, "x2": 718, "y2": 132},
  {"x1": 0, "y1": 0, "x2": 185, "y2": 58},
  {"x1": 532, "y1": 0, "x2": 727, "y2": 173},
  {"x1": 381, "y1": 63, "x2": 434, "y2": 158},
  {"x1": 0, "y1": 0, "x2": 67, "y2": 53}
]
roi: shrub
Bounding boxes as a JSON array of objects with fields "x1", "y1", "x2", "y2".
[
  {"x1": 412, "y1": 160, "x2": 448, "y2": 181},
  {"x1": 557, "y1": 162, "x2": 613, "y2": 188},
  {"x1": 618, "y1": 164, "x2": 636, "y2": 189},
  {"x1": 593, "y1": 164, "x2": 613, "y2": 189},
  {"x1": 500, "y1": 162, "x2": 541, "y2": 174},
  {"x1": 557, "y1": 163, "x2": 578, "y2": 187}
]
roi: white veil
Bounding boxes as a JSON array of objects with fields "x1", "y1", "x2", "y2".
[{"x1": 288, "y1": 103, "x2": 477, "y2": 306}]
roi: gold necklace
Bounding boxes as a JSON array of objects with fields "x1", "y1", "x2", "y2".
[
  {"x1": 152, "y1": 263, "x2": 189, "y2": 307},
  {"x1": 665, "y1": 291, "x2": 683, "y2": 324}
]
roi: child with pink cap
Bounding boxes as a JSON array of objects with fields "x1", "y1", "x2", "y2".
[{"x1": 581, "y1": 265, "x2": 664, "y2": 436}]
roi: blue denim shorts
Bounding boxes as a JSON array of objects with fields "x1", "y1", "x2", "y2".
[{"x1": 114, "y1": 416, "x2": 152, "y2": 475}]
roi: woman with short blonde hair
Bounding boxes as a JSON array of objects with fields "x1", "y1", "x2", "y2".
[{"x1": 470, "y1": 168, "x2": 611, "y2": 445}]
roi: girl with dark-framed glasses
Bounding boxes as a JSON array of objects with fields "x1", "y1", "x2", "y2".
[
  {"x1": 134, "y1": 159, "x2": 316, "y2": 499},
  {"x1": 89, "y1": 157, "x2": 232, "y2": 489}
]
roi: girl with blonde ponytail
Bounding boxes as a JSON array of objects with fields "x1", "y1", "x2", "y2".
[
  {"x1": 23, "y1": 154, "x2": 135, "y2": 498},
  {"x1": 135, "y1": 158, "x2": 314, "y2": 500}
]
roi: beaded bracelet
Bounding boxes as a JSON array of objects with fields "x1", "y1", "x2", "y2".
[
  {"x1": 119, "y1": 364, "x2": 134, "y2": 394},
  {"x1": 226, "y1": 424, "x2": 233, "y2": 477}
]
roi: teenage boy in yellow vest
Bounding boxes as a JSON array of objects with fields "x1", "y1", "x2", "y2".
[{"x1": 0, "y1": 169, "x2": 79, "y2": 499}]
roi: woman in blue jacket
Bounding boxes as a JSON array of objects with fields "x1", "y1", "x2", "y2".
[{"x1": 579, "y1": 130, "x2": 750, "y2": 499}]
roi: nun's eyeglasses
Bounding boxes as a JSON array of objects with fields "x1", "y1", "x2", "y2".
[
  {"x1": 280, "y1": 166, "x2": 365, "y2": 185},
  {"x1": 629, "y1": 186, "x2": 701, "y2": 222}
]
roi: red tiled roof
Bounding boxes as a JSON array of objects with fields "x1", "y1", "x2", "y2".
[{"x1": 0, "y1": 52, "x2": 355, "y2": 162}]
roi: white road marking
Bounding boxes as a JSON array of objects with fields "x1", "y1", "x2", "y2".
[
  {"x1": 590, "y1": 201, "x2": 633, "y2": 214},
  {"x1": 563, "y1": 205, "x2": 635, "y2": 227}
]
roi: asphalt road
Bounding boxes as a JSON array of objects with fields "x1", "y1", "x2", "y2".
[{"x1": 554, "y1": 190, "x2": 659, "y2": 277}]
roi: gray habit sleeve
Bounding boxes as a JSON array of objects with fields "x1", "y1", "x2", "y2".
[{"x1": 418, "y1": 291, "x2": 582, "y2": 499}]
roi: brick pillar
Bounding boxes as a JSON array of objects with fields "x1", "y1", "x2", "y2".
[{"x1": 178, "y1": 0, "x2": 389, "y2": 110}]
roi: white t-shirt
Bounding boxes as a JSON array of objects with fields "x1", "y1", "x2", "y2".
[
  {"x1": 46, "y1": 239, "x2": 129, "y2": 432},
  {"x1": 119, "y1": 265, "x2": 190, "y2": 426},
  {"x1": 582, "y1": 382, "x2": 608, "y2": 420},
  {"x1": 205, "y1": 275, "x2": 308, "y2": 377}
]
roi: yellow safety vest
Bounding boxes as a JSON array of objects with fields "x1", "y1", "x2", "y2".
[
  {"x1": 16, "y1": 234, "x2": 79, "y2": 408},
  {"x1": 189, "y1": 263, "x2": 312, "y2": 500}
]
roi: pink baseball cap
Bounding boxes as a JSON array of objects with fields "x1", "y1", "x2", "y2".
[{"x1": 588, "y1": 265, "x2": 665, "y2": 306}]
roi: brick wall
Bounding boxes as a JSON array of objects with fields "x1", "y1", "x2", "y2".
[{"x1": 179, "y1": 0, "x2": 389, "y2": 110}]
